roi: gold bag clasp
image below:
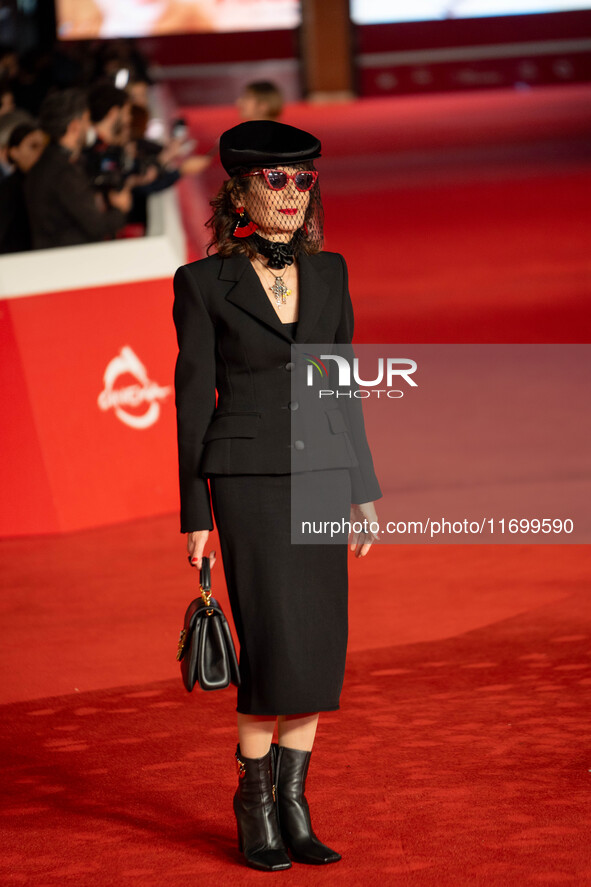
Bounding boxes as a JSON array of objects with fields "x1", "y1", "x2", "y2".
[{"x1": 176, "y1": 629, "x2": 186, "y2": 661}]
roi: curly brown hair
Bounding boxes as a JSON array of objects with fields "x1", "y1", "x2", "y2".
[{"x1": 206, "y1": 162, "x2": 324, "y2": 259}]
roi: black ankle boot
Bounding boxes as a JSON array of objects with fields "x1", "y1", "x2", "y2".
[
  {"x1": 275, "y1": 745, "x2": 341, "y2": 865},
  {"x1": 233, "y1": 744, "x2": 292, "y2": 871}
]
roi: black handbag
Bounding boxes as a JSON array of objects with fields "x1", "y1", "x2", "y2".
[{"x1": 176, "y1": 556, "x2": 240, "y2": 692}]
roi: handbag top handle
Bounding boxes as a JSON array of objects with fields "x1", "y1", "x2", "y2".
[{"x1": 200, "y1": 556, "x2": 211, "y2": 594}]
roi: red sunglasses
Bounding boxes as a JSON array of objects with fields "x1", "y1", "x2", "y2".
[{"x1": 240, "y1": 168, "x2": 318, "y2": 192}]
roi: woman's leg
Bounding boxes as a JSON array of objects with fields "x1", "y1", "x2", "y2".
[
  {"x1": 277, "y1": 713, "x2": 319, "y2": 750},
  {"x1": 237, "y1": 712, "x2": 277, "y2": 757}
]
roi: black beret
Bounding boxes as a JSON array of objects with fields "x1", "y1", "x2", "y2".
[{"x1": 219, "y1": 120, "x2": 321, "y2": 176}]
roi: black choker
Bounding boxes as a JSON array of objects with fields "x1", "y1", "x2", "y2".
[{"x1": 252, "y1": 232, "x2": 298, "y2": 270}]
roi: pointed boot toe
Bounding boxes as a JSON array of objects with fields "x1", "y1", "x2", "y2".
[
  {"x1": 289, "y1": 839, "x2": 341, "y2": 865},
  {"x1": 244, "y1": 848, "x2": 293, "y2": 872}
]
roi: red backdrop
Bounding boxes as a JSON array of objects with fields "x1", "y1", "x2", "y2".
[{"x1": 1, "y1": 278, "x2": 179, "y2": 536}]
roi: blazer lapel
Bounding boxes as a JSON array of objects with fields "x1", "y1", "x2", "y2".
[
  {"x1": 219, "y1": 252, "x2": 331, "y2": 344},
  {"x1": 220, "y1": 254, "x2": 294, "y2": 342},
  {"x1": 294, "y1": 253, "x2": 330, "y2": 344}
]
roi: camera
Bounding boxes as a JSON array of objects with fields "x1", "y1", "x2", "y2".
[{"x1": 92, "y1": 150, "x2": 126, "y2": 192}]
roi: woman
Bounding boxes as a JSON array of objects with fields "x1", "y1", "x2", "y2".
[
  {"x1": 173, "y1": 120, "x2": 381, "y2": 871},
  {"x1": 0, "y1": 122, "x2": 45, "y2": 254}
]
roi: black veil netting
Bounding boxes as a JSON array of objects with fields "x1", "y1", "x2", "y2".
[{"x1": 208, "y1": 161, "x2": 324, "y2": 270}]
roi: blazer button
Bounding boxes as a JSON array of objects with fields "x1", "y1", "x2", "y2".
[
  {"x1": 285, "y1": 361, "x2": 295, "y2": 372},
  {"x1": 294, "y1": 440, "x2": 305, "y2": 450},
  {"x1": 288, "y1": 401, "x2": 299, "y2": 411}
]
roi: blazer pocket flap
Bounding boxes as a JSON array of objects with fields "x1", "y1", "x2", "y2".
[
  {"x1": 202, "y1": 412, "x2": 261, "y2": 442},
  {"x1": 326, "y1": 409, "x2": 347, "y2": 434}
]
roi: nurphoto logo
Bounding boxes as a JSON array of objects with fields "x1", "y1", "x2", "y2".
[{"x1": 304, "y1": 354, "x2": 418, "y2": 399}]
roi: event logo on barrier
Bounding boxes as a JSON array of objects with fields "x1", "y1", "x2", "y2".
[{"x1": 98, "y1": 346, "x2": 172, "y2": 429}]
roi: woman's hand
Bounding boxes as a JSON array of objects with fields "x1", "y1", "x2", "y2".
[
  {"x1": 179, "y1": 155, "x2": 212, "y2": 176},
  {"x1": 186, "y1": 530, "x2": 216, "y2": 570},
  {"x1": 349, "y1": 501, "x2": 380, "y2": 558}
]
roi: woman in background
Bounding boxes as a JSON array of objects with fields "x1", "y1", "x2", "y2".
[{"x1": 0, "y1": 123, "x2": 45, "y2": 253}]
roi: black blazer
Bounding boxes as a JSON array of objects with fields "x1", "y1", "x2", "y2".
[
  {"x1": 173, "y1": 250, "x2": 381, "y2": 532},
  {"x1": 24, "y1": 143, "x2": 125, "y2": 250}
]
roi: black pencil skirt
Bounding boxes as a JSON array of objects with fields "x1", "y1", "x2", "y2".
[{"x1": 209, "y1": 470, "x2": 351, "y2": 715}]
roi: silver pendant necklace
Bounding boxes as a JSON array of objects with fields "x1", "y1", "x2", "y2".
[{"x1": 256, "y1": 257, "x2": 292, "y2": 307}]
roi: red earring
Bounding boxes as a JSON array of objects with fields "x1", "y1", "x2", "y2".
[{"x1": 233, "y1": 206, "x2": 258, "y2": 238}]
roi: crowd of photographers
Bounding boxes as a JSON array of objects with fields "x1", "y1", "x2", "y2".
[{"x1": 0, "y1": 42, "x2": 209, "y2": 255}]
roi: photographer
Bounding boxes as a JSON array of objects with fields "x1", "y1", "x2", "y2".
[
  {"x1": 124, "y1": 103, "x2": 210, "y2": 228},
  {"x1": 84, "y1": 82, "x2": 159, "y2": 205},
  {"x1": 25, "y1": 88, "x2": 130, "y2": 249}
]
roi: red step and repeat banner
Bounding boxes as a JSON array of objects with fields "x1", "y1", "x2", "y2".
[{"x1": 1, "y1": 277, "x2": 180, "y2": 536}]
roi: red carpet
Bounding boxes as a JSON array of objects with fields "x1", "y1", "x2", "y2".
[
  {"x1": 1, "y1": 568, "x2": 590, "y2": 886},
  {"x1": 1, "y1": 519, "x2": 590, "y2": 885},
  {"x1": 2, "y1": 86, "x2": 591, "y2": 885}
]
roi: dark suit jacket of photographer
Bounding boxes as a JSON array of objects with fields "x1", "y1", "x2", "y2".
[
  {"x1": 173, "y1": 250, "x2": 382, "y2": 533},
  {"x1": 24, "y1": 143, "x2": 125, "y2": 249}
]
